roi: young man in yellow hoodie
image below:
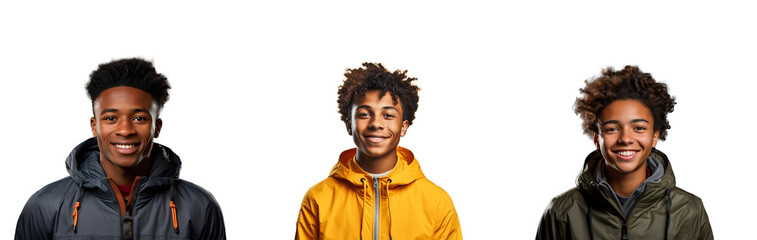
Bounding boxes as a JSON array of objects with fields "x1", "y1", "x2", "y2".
[{"x1": 296, "y1": 63, "x2": 462, "y2": 240}]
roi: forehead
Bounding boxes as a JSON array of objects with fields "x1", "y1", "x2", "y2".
[
  {"x1": 599, "y1": 99, "x2": 653, "y2": 122},
  {"x1": 93, "y1": 86, "x2": 156, "y2": 112},
  {"x1": 353, "y1": 90, "x2": 402, "y2": 108}
]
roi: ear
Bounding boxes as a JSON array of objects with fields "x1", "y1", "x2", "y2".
[
  {"x1": 593, "y1": 133, "x2": 600, "y2": 149},
  {"x1": 346, "y1": 121, "x2": 353, "y2": 135},
  {"x1": 651, "y1": 130, "x2": 660, "y2": 148},
  {"x1": 90, "y1": 117, "x2": 97, "y2": 137},
  {"x1": 399, "y1": 120, "x2": 409, "y2": 137},
  {"x1": 154, "y1": 118, "x2": 163, "y2": 138}
]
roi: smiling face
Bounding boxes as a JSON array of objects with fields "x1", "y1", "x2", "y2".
[
  {"x1": 594, "y1": 99, "x2": 659, "y2": 176},
  {"x1": 90, "y1": 86, "x2": 162, "y2": 171},
  {"x1": 350, "y1": 90, "x2": 409, "y2": 164}
]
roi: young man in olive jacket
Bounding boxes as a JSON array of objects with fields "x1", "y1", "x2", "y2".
[
  {"x1": 536, "y1": 66, "x2": 712, "y2": 240},
  {"x1": 15, "y1": 58, "x2": 226, "y2": 239}
]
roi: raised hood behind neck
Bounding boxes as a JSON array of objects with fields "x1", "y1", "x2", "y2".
[
  {"x1": 577, "y1": 149, "x2": 676, "y2": 191},
  {"x1": 577, "y1": 148, "x2": 677, "y2": 216},
  {"x1": 329, "y1": 146, "x2": 425, "y2": 187},
  {"x1": 66, "y1": 137, "x2": 183, "y2": 191}
]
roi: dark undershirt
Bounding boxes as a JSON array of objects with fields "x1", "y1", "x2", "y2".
[
  {"x1": 618, "y1": 195, "x2": 629, "y2": 205},
  {"x1": 615, "y1": 166, "x2": 652, "y2": 206}
]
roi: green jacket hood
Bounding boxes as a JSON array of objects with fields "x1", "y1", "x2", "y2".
[
  {"x1": 577, "y1": 149, "x2": 676, "y2": 217},
  {"x1": 537, "y1": 148, "x2": 713, "y2": 240}
]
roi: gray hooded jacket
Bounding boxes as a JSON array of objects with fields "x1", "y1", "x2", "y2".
[{"x1": 15, "y1": 138, "x2": 226, "y2": 239}]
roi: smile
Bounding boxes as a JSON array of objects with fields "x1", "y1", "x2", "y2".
[
  {"x1": 613, "y1": 150, "x2": 639, "y2": 159},
  {"x1": 618, "y1": 151, "x2": 635, "y2": 156},
  {"x1": 115, "y1": 144, "x2": 136, "y2": 149},
  {"x1": 365, "y1": 136, "x2": 388, "y2": 143}
]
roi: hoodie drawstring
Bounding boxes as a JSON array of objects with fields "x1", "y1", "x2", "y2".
[
  {"x1": 169, "y1": 179, "x2": 179, "y2": 234},
  {"x1": 664, "y1": 188, "x2": 671, "y2": 240},
  {"x1": 581, "y1": 191, "x2": 594, "y2": 240},
  {"x1": 386, "y1": 179, "x2": 393, "y2": 240},
  {"x1": 72, "y1": 181, "x2": 84, "y2": 233},
  {"x1": 586, "y1": 205, "x2": 594, "y2": 240},
  {"x1": 359, "y1": 177, "x2": 392, "y2": 239},
  {"x1": 360, "y1": 178, "x2": 367, "y2": 240}
]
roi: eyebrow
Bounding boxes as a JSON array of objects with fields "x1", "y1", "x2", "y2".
[
  {"x1": 600, "y1": 119, "x2": 650, "y2": 126},
  {"x1": 356, "y1": 105, "x2": 399, "y2": 111},
  {"x1": 100, "y1": 108, "x2": 150, "y2": 115}
]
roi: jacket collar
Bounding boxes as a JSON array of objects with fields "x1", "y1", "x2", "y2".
[
  {"x1": 65, "y1": 137, "x2": 182, "y2": 192},
  {"x1": 329, "y1": 146, "x2": 426, "y2": 187},
  {"x1": 578, "y1": 148, "x2": 676, "y2": 218}
]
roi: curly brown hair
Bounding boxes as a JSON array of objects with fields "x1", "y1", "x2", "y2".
[
  {"x1": 574, "y1": 66, "x2": 676, "y2": 140},
  {"x1": 337, "y1": 62, "x2": 420, "y2": 133}
]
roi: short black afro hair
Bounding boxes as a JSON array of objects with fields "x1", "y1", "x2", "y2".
[
  {"x1": 337, "y1": 62, "x2": 420, "y2": 132},
  {"x1": 86, "y1": 58, "x2": 170, "y2": 113},
  {"x1": 574, "y1": 65, "x2": 676, "y2": 140}
]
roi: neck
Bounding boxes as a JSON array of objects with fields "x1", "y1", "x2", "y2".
[
  {"x1": 100, "y1": 158, "x2": 151, "y2": 186},
  {"x1": 605, "y1": 161, "x2": 647, "y2": 197},
  {"x1": 356, "y1": 151, "x2": 397, "y2": 174}
]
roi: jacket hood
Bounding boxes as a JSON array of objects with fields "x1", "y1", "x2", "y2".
[
  {"x1": 328, "y1": 146, "x2": 426, "y2": 187},
  {"x1": 577, "y1": 148, "x2": 676, "y2": 217},
  {"x1": 296, "y1": 146, "x2": 461, "y2": 239},
  {"x1": 65, "y1": 137, "x2": 182, "y2": 191},
  {"x1": 536, "y1": 149, "x2": 712, "y2": 240}
]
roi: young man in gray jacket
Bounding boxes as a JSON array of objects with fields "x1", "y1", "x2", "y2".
[{"x1": 15, "y1": 58, "x2": 226, "y2": 239}]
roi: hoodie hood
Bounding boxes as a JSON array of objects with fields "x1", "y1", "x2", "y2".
[
  {"x1": 296, "y1": 146, "x2": 462, "y2": 239},
  {"x1": 536, "y1": 149, "x2": 713, "y2": 240},
  {"x1": 577, "y1": 148, "x2": 676, "y2": 217},
  {"x1": 65, "y1": 137, "x2": 182, "y2": 192},
  {"x1": 328, "y1": 146, "x2": 426, "y2": 187},
  {"x1": 16, "y1": 137, "x2": 226, "y2": 238}
]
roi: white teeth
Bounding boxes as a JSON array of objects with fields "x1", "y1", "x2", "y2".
[
  {"x1": 618, "y1": 151, "x2": 635, "y2": 156},
  {"x1": 366, "y1": 137, "x2": 385, "y2": 142},
  {"x1": 115, "y1": 144, "x2": 135, "y2": 149}
]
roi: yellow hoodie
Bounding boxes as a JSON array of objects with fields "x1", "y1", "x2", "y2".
[{"x1": 296, "y1": 147, "x2": 462, "y2": 240}]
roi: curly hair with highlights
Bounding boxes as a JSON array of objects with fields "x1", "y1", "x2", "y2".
[
  {"x1": 574, "y1": 66, "x2": 676, "y2": 140},
  {"x1": 86, "y1": 58, "x2": 171, "y2": 114},
  {"x1": 337, "y1": 62, "x2": 420, "y2": 133}
]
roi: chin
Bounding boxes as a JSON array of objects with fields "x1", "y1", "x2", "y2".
[
  {"x1": 359, "y1": 150, "x2": 387, "y2": 159},
  {"x1": 612, "y1": 161, "x2": 644, "y2": 174},
  {"x1": 112, "y1": 158, "x2": 144, "y2": 169}
]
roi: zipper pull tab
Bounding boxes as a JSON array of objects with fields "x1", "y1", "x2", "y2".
[{"x1": 621, "y1": 221, "x2": 628, "y2": 240}]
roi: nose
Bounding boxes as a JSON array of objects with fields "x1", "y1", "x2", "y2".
[
  {"x1": 367, "y1": 115, "x2": 384, "y2": 130},
  {"x1": 618, "y1": 128, "x2": 634, "y2": 144},
  {"x1": 115, "y1": 119, "x2": 137, "y2": 137}
]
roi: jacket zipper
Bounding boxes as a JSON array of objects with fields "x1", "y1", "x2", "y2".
[
  {"x1": 621, "y1": 219, "x2": 627, "y2": 240},
  {"x1": 373, "y1": 177, "x2": 379, "y2": 240},
  {"x1": 108, "y1": 177, "x2": 141, "y2": 240},
  {"x1": 129, "y1": 182, "x2": 140, "y2": 239},
  {"x1": 122, "y1": 202, "x2": 133, "y2": 240}
]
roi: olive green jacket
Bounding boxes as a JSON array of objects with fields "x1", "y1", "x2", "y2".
[{"x1": 536, "y1": 149, "x2": 713, "y2": 240}]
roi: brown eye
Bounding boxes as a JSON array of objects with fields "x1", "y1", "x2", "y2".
[{"x1": 104, "y1": 116, "x2": 116, "y2": 121}]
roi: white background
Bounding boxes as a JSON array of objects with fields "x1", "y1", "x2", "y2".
[{"x1": 1, "y1": 1, "x2": 755, "y2": 239}]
